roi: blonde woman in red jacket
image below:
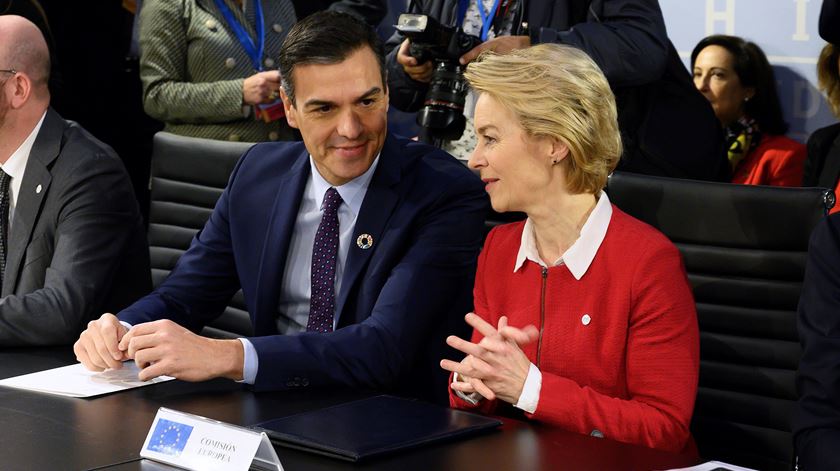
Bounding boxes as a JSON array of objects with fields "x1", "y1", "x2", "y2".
[{"x1": 440, "y1": 44, "x2": 700, "y2": 453}]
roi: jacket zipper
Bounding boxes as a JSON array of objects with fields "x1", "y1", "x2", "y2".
[{"x1": 537, "y1": 266, "x2": 547, "y2": 367}]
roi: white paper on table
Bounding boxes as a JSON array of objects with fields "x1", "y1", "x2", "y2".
[
  {"x1": 0, "y1": 361, "x2": 174, "y2": 398},
  {"x1": 662, "y1": 460, "x2": 759, "y2": 471}
]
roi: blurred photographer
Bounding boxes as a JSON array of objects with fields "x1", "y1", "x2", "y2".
[{"x1": 385, "y1": 0, "x2": 729, "y2": 181}]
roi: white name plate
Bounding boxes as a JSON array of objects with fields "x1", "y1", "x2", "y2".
[{"x1": 140, "y1": 407, "x2": 283, "y2": 471}]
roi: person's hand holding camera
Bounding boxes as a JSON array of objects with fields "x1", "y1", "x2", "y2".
[
  {"x1": 397, "y1": 38, "x2": 434, "y2": 83},
  {"x1": 459, "y1": 35, "x2": 531, "y2": 65}
]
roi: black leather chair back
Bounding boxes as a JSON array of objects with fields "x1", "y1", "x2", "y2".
[
  {"x1": 607, "y1": 171, "x2": 833, "y2": 471},
  {"x1": 149, "y1": 132, "x2": 254, "y2": 338}
]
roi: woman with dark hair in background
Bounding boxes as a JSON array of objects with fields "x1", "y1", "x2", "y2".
[{"x1": 692, "y1": 34, "x2": 805, "y2": 186}]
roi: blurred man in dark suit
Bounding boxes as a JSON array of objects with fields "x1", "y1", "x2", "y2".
[{"x1": 0, "y1": 15, "x2": 150, "y2": 345}]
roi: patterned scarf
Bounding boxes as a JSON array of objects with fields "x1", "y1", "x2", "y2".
[{"x1": 725, "y1": 116, "x2": 761, "y2": 171}]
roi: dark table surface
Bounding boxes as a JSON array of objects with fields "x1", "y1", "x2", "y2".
[{"x1": 0, "y1": 347, "x2": 699, "y2": 471}]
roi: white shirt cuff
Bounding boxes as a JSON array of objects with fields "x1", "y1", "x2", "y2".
[
  {"x1": 119, "y1": 321, "x2": 133, "y2": 330},
  {"x1": 452, "y1": 372, "x2": 484, "y2": 405},
  {"x1": 238, "y1": 338, "x2": 258, "y2": 384},
  {"x1": 514, "y1": 363, "x2": 541, "y2": 413}
]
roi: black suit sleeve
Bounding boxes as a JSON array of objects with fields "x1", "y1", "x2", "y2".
[
  {"x1": 0, "y1": 145, "x2": 145, "y2": 346},
  {"x1": 795, "y1": 214, "x2": 840, "y2": 470},
  {"x1": 535, "y1": 0, "x2": 669, "y2": 88}
]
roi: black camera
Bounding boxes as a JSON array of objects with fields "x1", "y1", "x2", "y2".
[{"x1": 396, "y1": 14, "x2": 482, "y2": 146}]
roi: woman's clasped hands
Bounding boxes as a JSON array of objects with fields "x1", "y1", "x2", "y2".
[{"x1": 440, "y1": 313, "x2": 539, "y2": 404}]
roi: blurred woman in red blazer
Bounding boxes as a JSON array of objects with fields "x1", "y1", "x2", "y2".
[
  {"x1": 440, "y1": 44, "x2": 699, "y2": 453},
  {"x1": 692, "y1": 35, "x2": 806, "y2": 186}
]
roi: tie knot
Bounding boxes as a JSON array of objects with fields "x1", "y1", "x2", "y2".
[
  {"x1": 0, "y1": 170, "x2": 9, "y2": 191},
  {"x1": 322, "y1": 187, "x2": 342, "y2": 214}
]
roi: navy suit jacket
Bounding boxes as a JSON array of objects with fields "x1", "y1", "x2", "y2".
[
  {"x1": 795, "y1": 213, "x2": 840, "y2": 470},
  {"x1": 119, "y1": 133, "x2": 488, "y2": 399}
]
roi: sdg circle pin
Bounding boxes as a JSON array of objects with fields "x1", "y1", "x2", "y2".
[{"x1": 356, "y1": 233, "x2": 374, "y2": 250}]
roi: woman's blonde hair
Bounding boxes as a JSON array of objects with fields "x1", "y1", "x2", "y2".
[
  {"x1": 818, "y1": 43, "x2": 840, "y2": 118},
  {"x1": 464, "y1": 43, "x2": 622, "y2": 194}
]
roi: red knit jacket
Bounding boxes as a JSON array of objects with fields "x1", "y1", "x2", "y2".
[
  {"x1": 731, "y1": 134, "x2": 806, "y2": 186},
  {"x1": 450, "y1": 207, "x2": 699, "y2": 452}
]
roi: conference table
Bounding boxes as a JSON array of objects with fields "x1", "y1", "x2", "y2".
[{"x1": 0, "y1": 347, "x2": 699, "y2": 470}]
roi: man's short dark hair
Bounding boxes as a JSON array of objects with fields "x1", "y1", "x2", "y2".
[{"x1": 278, "y1": 11, "x2": 386, "y2": 105}]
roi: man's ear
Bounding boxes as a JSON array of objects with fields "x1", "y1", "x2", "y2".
[
  {"x1": 8, "y1": 73, "x2": 32, "y2": 109},
  {"x1": 280, "y1": 88, "x2": 299, "y2": 129}
]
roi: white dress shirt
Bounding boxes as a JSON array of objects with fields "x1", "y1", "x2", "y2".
[
  {"x1": 1, "y1": 111, "x2": 46, "y2": 229},
  {"x1": 455, "y1": 191, "x2": 613, "y2": 413},
  {"x1": 238, "y1": 155, "x2": 380, "y2": 383}
]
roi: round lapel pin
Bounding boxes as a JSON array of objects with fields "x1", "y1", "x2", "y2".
[
  {"x1": 35, "y1": 184, "x2": 42, "y2": 194},
  {"x1": 356, "y1": 233, "x2": 374, "y2": 250}
]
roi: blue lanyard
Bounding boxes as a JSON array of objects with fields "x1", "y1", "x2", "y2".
[
  {"x1": 459, "y1": 0, "x2": 502, "y2": 41},
  {"x1": 213, "y1": 0, "x2": 265, "y2": 71},
  {"x1": 478, "y1": 0, "x2": 502, "y2": 41}
]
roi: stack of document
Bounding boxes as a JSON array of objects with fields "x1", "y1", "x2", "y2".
[{"x1": 0, "y1": 361, "x2": 174, "y2": 398}]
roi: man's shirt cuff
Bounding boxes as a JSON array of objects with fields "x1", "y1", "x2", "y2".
[
  {"x1": 514, "y1": 363, "x2": 541, "y2": 414},
  {"x1": 238, "y1": 338, "x2": 258, "y2": 384}
]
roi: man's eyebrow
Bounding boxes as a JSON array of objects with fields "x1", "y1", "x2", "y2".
[
  {"x1": 302, "y1": 87, "x2": 383, "y2": 109},
  {"x1": 356, "y1": 87, "x2": 382, "y2": 101},
  {"x1": 303, "y1": 98, "x2": 336, "y2": 109}
]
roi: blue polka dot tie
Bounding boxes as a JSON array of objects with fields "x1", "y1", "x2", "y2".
[
  {"x1": 0, "y1": 170, "x2": 9, "y2": 287},
  {"x1": 307, "y1": 187, "x2": 343, "y2": 333}
]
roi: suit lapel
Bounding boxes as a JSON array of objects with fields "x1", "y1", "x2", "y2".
[
  {"x1": 4, "y1": 109, "x2": 61, "y2": 295},
  {"x1": 197, "y1": 0, "x2": 257, "y2": 45},
  {"x1": 334, "y1": 135, "x2": 402, "y2": 325},
  {"x1": 252, "y1": 148, "x2": 309, "y2": 334}
]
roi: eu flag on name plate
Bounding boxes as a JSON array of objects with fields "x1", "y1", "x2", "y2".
[{"x1": 147, "y1": 418, "x2": 194, "y2": 456}]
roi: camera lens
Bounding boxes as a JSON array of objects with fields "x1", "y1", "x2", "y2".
[{"x1": 416, "y1": 62, "x2": 469, "y2": 144}]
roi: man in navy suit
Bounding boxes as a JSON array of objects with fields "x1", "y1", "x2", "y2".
[{"x1": 74, "y1": 11, "x2": 487, "y2": 402}]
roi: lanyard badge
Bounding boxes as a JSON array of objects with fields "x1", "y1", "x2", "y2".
[
  {"x1": 213, "y1": 0, "x2": 265, "y2": 70},
  {"x1": 213, "y1": 0, "x2": 284, "y2": 122}
]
